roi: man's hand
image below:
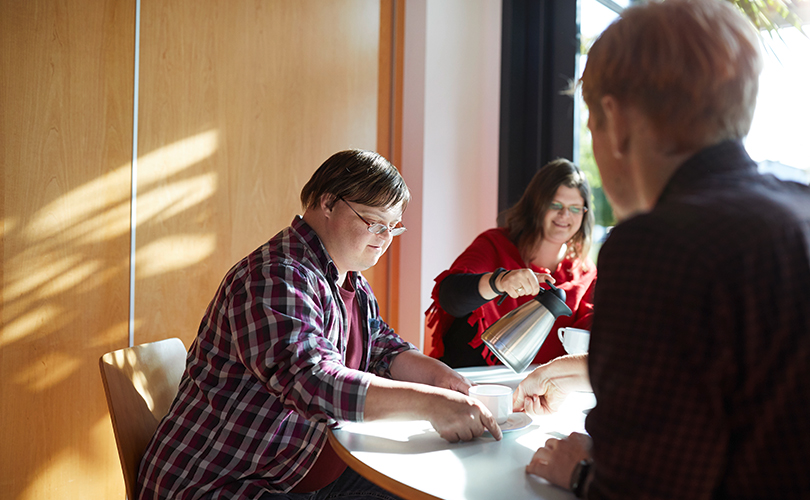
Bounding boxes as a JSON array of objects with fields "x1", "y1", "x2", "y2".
[
  {"x1": 513, "y1": 354, "x2": 591, "y2": 416},
  {"x1": 367, "y1": 352, "x2": 501, "y2": 442},
  {"x1": 513, "y1": 369, "x2": 572, "y2": 415},
  {"x1": 424, "y1": 389, "x2": 503, "y2": 442},
  {"x1": 526, "y1": 432, "x2": 591, "y2": 489}
]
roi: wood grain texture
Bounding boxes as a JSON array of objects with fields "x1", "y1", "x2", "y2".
[
  {"x1": 376, "y1": 0, "x2": 406, "y2": 338},
  {"x1": 135, "y1": 0, "x2": 384, "y2": 347},
  {"x1": 0, "y1": 2, "x2": 398, "y2": 498},
  {"x1": 0, "y1": 0, "x2": 135, "y2": 499}
]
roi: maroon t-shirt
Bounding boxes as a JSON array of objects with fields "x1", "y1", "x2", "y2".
[{"x1": 291, "y1": 279, "x2": 364, "y2": 492}]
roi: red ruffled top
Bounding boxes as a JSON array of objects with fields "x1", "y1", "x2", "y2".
[{"x1": 425, "y1": 227, "x2": 597, "y2": 365}]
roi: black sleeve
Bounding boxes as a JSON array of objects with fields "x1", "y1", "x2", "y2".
[{"x1": 438, "y1": 273, "x2": 491, "y2": 317}]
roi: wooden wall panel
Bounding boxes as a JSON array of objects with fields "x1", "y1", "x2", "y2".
[
  {"x1": 0, "y1": 1, "x2": 399, "y2": 497},
  {"x1": 136, "y1": 0, "x2": 385, "y2": 346},
  {"x1": 0, "y1": 1, "x2": 135, "y2": 499},
  {"x1": 376, "y1": 0, "x2": 406, "y2": 337}
]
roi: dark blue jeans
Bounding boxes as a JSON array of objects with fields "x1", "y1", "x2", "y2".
[{"x1": 267, "y1": 467, "x2": 403, "y2": 500}]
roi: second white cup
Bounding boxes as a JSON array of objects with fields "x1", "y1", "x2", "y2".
[
  {"x1": 469, "y1": 384, "x2": 512, "y2": 424},
  {"x1": 558, "y1": 327, "x2": 591, "y2": 354}
]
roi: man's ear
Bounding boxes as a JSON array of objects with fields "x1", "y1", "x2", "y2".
[
  {"x1": 320, "y1": 193, "x2": 337, "y2": 217},
  {"x1": 601, "y1": 95, "x2": 629, "y2": 159}
]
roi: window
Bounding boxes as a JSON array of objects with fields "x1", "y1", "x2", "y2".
[
  {"x1": 576, "y1": 0, "x2": 629, "y2": 260},
  {"x1": 746, "y1": 26, "x2": 810, "y2": 184}
]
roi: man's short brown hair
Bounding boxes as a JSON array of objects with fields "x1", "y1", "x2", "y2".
[
  {"x1": 581, "y1": 0, "x2": 763, "y2": 152},
  {"x1": 301, "y1": 150, "x2": 410, "y2": 211}
]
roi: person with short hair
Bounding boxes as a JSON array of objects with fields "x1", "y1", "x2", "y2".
[
  {"x1": 137, "y1": 149, "x2": 502, "y2": 500},
  {"x1": 519, "y1": 1, "x2": 810, "y2": 498},
  {"x1": 425, "y1": 158, "x2": 597, "y2": 368}
]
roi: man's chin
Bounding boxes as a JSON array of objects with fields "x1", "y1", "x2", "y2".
[{"x1": 354, "y1": 255, "x2": 382, "y2": 272}]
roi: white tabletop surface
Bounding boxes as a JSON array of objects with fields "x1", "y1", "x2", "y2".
[{"x1": 329, "y1": 365, "x2": 595, "y2": 500}]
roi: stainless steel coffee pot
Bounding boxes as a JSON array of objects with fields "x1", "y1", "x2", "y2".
[{"x1": 481, "y1": 280, "x2": 572, "y2": 373}]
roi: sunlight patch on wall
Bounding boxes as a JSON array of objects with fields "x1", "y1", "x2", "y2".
[
  {"x1": 137, "y1": 235, "x2": 216, "y2": 278},
  {"x1": 2, "y1": 216, "x2": 18, "y2": 237},
  {"x1": 26, "y1": 165, "x2": 133, "y2": 242},
  {"x1": 4, "y1": 253, "x2": 83, "y2": 299},
  {"x1": 0, "y1": 305, "x2": 60, "y2": 347},
  {"x1": 138, "y1": 129, "x2": 220, "y2": 184},
  {"x1": 14, "y1": 351, "x2": 82, "y2": 391},
  {"x1": 132, "y1": 129, "x2": 220, "y2": 279},
  {"x1": 5, "y1": 162, "x2": 132, "y2": 341},
  {"x1": 15, "y1": 430, "x2": 108, "y2": 500},
  {"x1": 136, "y1": 173, "x2": 218, "y2": 224},
  {"x1": 3, "y1": 129, "x2": 219, "y2": 357},
  {"x1": 40, "y1": 261, "x2": 102, "y2": 297}
]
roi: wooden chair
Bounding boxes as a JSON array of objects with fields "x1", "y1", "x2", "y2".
[{"x1": 99, "y1": 338, "x2": 187, "y2": 499}]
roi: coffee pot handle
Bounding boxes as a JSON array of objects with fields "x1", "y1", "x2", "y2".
[{"x1": 495, "y1": 279, "x2": 554, "y2": 306}]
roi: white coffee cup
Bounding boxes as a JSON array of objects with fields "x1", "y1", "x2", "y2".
[
  {"x1": 469, "y1": 384, "x2": 512, "y2": 424},
  {"x1": 557, "y1": 327, "x2": 590, "y2": 354}
]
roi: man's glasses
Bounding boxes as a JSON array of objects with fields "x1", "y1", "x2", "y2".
[
  {"x1": 340, "y1": 197, "x2": 407, "y2": 236},
  {"x1": 549, "y1": 201, "x2": 587, "y2": 215}
]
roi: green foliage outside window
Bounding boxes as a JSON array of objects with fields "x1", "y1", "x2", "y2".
[
  {"x1": 728, "y1": 0, "x2": 807, "y2": 31},
  {"x1": 577, "y1": 114, "x2": 616, "y2": 229}
]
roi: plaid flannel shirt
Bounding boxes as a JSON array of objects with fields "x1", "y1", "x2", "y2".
[{"x1": 137, "y1": 216, "x2": 415, "y2": 499}]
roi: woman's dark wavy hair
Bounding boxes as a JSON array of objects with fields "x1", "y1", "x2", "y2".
[
  {"x1": 301, "y1": 149, "x2": 410, "y2": 210},
  {"x1": 500, "y1": 158, "x2": 593, "y2": 269}
]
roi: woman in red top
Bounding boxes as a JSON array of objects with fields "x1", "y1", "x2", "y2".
[{"x1": 426, "y1": 159, "x2": 597, "y2": 368}]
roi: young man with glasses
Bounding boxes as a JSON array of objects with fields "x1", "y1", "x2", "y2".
[{"x1": 137, "y1": 149, "x2": 502, "y2": 500}]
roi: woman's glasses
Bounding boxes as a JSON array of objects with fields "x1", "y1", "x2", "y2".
[
  {"x1": 340, "y1": 197, "x2": 407, "y2": 236},
  {"x1": 549, "y1": 201, "x2": 587, "y2": 215}
]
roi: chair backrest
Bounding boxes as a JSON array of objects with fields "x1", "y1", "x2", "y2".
[{"x1": 99, "y1": 337, "x2": 187, "y2": 499}]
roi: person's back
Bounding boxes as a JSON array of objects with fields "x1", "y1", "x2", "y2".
[
  {"x1": 588, "y1": 139, "x2": 810, "y2": 498},
  {"x1": 520, "y1": 1, "x2": 810, "y2": 497}
]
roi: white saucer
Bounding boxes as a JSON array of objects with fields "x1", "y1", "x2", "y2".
[
  {"x1": 500, "y1": 412, "x2": 532, "y2": 432},
  {"x1": 488, "y1": 413, "x2": 532, "y2": 434}
]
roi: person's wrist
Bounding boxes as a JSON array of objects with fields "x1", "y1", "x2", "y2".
[
  {"x1": 489, "y1": 268, "x2": 507, "y2": 294},
  {"x1": 569, "y1": 458, "x2": 593, "y2": 498}
]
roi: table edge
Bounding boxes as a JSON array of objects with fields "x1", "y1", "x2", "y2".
[{"x1": 328, "y1": 427, "x2": 443, "y2": 500}]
